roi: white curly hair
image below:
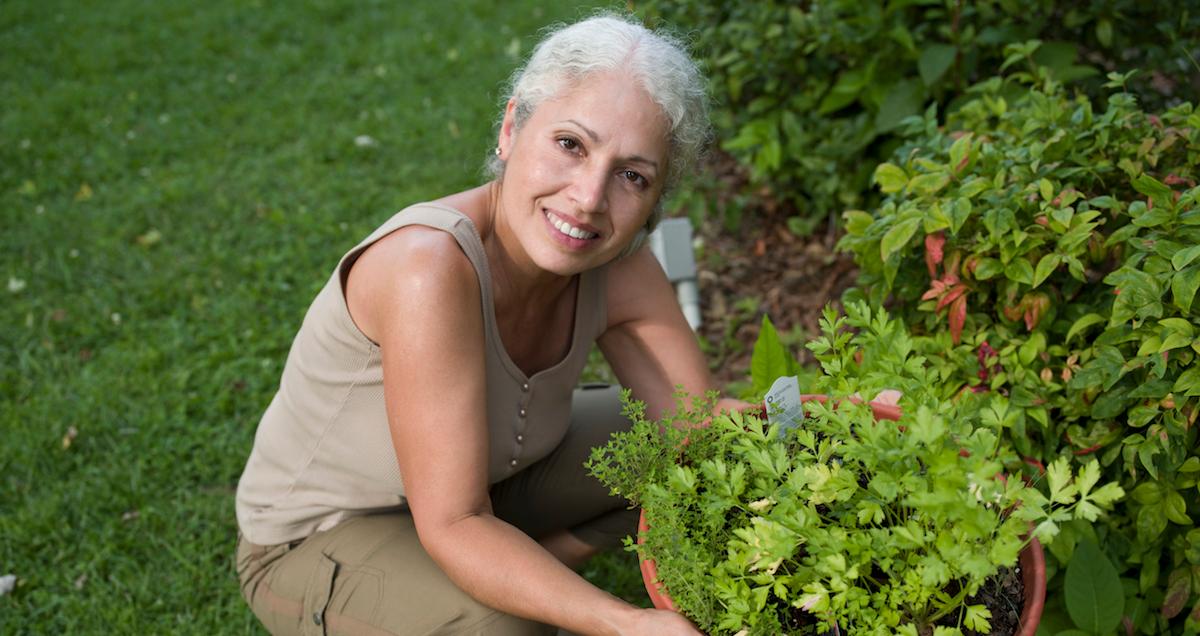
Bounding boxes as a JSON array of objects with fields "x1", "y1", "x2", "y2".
[{"x1": 485, "y1": 13, "x2": 710, "y2": 256}]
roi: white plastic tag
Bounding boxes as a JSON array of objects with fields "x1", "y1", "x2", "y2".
[{"x1": 764, "y1": 375, "x2": 805, "y2": 434}]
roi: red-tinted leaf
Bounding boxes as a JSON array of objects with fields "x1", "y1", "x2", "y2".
[
  {"x1": 944, "y1": 252, "x2": 962, "y2": 284},
  {"x1": 964, "y1": 255, "x2": 980, "y2": 276},
  {"x1": 1163, "y1": 568, "x2": 1191, "y2": 619},
  {"x1": 949, "y1": 293, "x2": 967, "y2": 345},
  {"x1": 925, "y1": 232, "x2": 946, "y2": 278},
  {"x1": 1024, "y1": 292, "x2": 1050, "y2": 331},
  {"x1": 922, "y1": 279, "x2": 948, "y2": 302},
  {"x1": 937, "y1": 285, "x2": 968, "y2": 312}
]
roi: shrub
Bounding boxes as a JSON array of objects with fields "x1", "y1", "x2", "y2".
[
  {"x1": 839, "y1": 50, "x2": 1200, "y2": 633},
  {"x1": 637, "y1": 0, "x2": 1199, "y2": 229},
  {"x1": 589, "y1": 303, "x2": 1121, "y2": 635}
]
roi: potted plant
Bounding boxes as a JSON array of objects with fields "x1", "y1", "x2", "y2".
[{"x1": 589, "y1": 302, "x2": 1123, "y2": 635}]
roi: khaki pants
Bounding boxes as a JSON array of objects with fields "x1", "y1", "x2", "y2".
[{"x1": 236, "y1": 385, "x2": 638, "y2": 635}]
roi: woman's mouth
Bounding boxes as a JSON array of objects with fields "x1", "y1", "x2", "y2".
[{"x1": 544, "y1": 210, "x2": 599, "y2": 240}]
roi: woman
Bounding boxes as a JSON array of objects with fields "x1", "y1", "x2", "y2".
[{"x1": 235, "y1": 13, "x2": 738, "y2": 635}]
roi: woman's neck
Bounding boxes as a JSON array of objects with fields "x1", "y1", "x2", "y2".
[{"x1": 478, "y1": 181, "x2": 574, "y2": 312}]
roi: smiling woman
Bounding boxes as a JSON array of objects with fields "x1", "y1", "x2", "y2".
[{"x1": 232, "y1": 12, "x2": 739, "y2": 636}]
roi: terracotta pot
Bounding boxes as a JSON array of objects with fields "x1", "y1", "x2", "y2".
[
  {"x1": 1014, "y1": 537, "x2": 1046, "y2": 636},
  {"x1": 636, "y1": 395, "x2": 1046, "y2": 635}
]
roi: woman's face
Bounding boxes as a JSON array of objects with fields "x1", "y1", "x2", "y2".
[{"x1": 496, "y1": 71, "x2": 671, "y2": 277}]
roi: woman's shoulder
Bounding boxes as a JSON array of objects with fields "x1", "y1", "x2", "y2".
[
  {"x1": 602, "y1": 245, "x2": 674, "y2": 327},
  {"x1": 345, "y1": 221, "x2": 482, "y2": 343}
]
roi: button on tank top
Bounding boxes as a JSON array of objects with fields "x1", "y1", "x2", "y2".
[{"x1": 235, "y1": 203, "x2": 609, "y2": 546}]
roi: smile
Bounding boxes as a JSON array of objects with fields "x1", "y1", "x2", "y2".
[{"x1": 544, "y1": 210, "x2": 599, "y2": 240}]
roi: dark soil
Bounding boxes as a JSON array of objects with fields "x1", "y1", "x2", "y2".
[{"x1": 929, "y1": 565, "x2": 1025, "y2": 636}]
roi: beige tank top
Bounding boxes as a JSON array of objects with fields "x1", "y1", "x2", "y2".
[{"x1": 235, "y1": 203, "x2": 609, "y2": 546}]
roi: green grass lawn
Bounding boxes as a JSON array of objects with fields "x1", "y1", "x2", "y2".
[{"x1": 0, "y1": 1, "x2": 655, "y2": 632}]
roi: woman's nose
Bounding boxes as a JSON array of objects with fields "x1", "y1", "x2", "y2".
[{"x1": 568, "y1": 162, "x2": 608, "y2": 214}]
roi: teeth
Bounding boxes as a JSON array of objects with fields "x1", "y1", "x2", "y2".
[{"x1": 547, "y1": 211, "x2": 598, "y2": 240}]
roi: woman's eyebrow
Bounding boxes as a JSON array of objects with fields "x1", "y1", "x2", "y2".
[
  {"x1": 564, "y1": 118, "x2": 601, "y2": 142},
  {"x1": 562, "y1": 119, "x2": 661, "y2": 171}
]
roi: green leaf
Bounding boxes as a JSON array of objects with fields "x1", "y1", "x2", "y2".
[
  {"x1": 1096, "y1": 18, "x2": 1113, "y2": 46},
  {"x1": 1164, "y1": 567, "x2": 1192, "y2": 619},
  {"x1": 1166, "y1": 490, "x2": 1190, "y2": 524},
  {"x1": 751, "y1": 315, "x2": 795, "y2": 396},
  {"x1": 918, "y1": 44, "x2": 957, "y2": 86},
  {"x1": 874, "y1": 163, "x2": 909, "y2": 194},
  {"x1": 1089, "y1": 482, "x2": 1124, "y2": 507},
  {"x1": 1076, "y1": 459, "x2": 1100, "y2": 497},
  {"x1": 1039, "y1": 178, "x2": 1055, "y2": 203},
  {"x1": 1132, "y1": 481, "x2": 1162, "y2": 505},
  {"x1": 909, "y1": 172, "x2": 951, "y2": 196},
  {"x1": 910, "y1": 405, "x2": 946, "y2": 447},
  {"x1": 818, "y1": 68, "x2": 868, "y2": 115},
  {"x1": 1173, "y1": 245, "x2": 1200, "y2": 270},
  {"x1": 958, "y1": 177, "x2": 990, "y2": 200},
  {"x1": 1033, "y1": 253, "x2": 1060, "y2": 287},
  {"x1": 874, "y1": 79, "x2": 925, "y2": 133},
  {"x1": 974, "y1": 257, "x2": 1002, "y2": 280},
  {"x1": 1159, "y1": 331, "x2": 1192, "y2": 353},
  {"x1": 1160, "y1": 317, "x2": 1195, "y2": 336},
  {"x1": 1019, "y1": 332, "x2": 1046, "y2": 366},
  {"x1": 963, "y1": 604, "x2": 992, "y2": 632},
  {"x1": 924, "y1": 201, "x2": 951, "y2": 233},
  {"x1": 1132, "y1": 173, "x2": 1173, "y2": 207},
  {"x1": 1047, "y1": 457, "x2": 1078, "y2": 504},
  {"x1": 843, "y1": 210, "x2": 874, "y2": 236},
  {"x1": 1133, "y1": 206, "x2": 1173, "y2": 228},
  {"x1": 1175, "y1": 366, "x2": 1200, "y2": 397},
  {"x1": 1005, "y1": 258, "x2": 1034, "y2": 285},
  {"x1": 1065, "y1": 540, "x2": 1124, "y2": 633},
  {"x1": 948, "y1": 197, "x2": 973, "y2": 234},
  {"x1": 1066, "y1": 314, "x2": 1105, "y2": 342},
  {"x1": 1172, "y1": 265, "x2": 1200, "y2": 313},
  {"x1": 948, "y1": 133, "x2": 972, "y2": 172},
  {"x1": 881, "y1": 216, "x2": 921, "y2": 262}
]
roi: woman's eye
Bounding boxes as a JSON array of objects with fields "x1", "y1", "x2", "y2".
[
  {"x1": 557, "y1": 137, "x2": 579, "y2": 152},
  {"x1": 621, "y1": 170, "x2": 646, "y2": 187}
]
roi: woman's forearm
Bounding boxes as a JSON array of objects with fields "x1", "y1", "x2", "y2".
[{"x1": 421, "y1": 513, "x2": 638, "y2": 635}]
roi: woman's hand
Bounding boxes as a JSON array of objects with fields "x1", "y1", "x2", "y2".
[
  {"x1": 619, "y1": 608, "x2": 704, "y2": 635},
  {"x1": 872, "y1": 389, "x2": 902, "y2": 407},
  {"x1": 713, "y1": 397, "x2": 762, "y2": 418}
]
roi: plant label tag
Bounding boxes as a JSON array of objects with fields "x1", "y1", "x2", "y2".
[{"x1": 765, "y1": 375, "x2": 804, "y2": 434}]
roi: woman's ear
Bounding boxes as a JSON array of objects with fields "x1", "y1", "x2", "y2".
[{"x1": 497, "y1": 98, "x2": 518, "y2": 159}]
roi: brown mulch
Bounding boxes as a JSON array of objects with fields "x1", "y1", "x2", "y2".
[{"x1": 684, "y1": 155, "x2": 861, "y2": 389}]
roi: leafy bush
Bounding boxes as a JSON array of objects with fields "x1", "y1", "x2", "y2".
[
  {"x1": 589, "y1": 303, "x2": 1121, "y2": 635},
  {"x1": 637, "y1": 0, "x2": 1198, "y2": 229},
  {"x1": 839, "y1": 51, "x2": 1200, "y2": 633}
]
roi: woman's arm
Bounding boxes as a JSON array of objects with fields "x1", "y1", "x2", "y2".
[
  {"x1": 599, "y1": 246, "x2": 750, "y2": 418},
  {"x1": 346, "y1": 229, "x2": 699, "y2": 636}
]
